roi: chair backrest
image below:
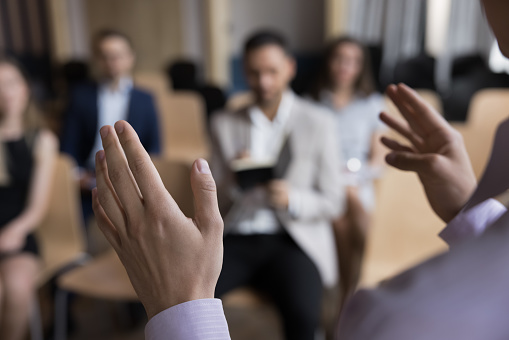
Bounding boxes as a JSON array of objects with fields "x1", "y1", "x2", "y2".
[
  {"x1": 134, "y1": 71, "x2": 171, "y2": 123},
  {"x1": 152, "y1": 158, "x2": 194, "y2": 217},
  {"x1": 134, "y1": 71, "x2": 171, "y2": 99},
  {"x1": 462, "y1": 89, "x2": 509, "y2": 177},
  {"x1": 160, "y1": 92, "x2": 210, "y2": 163},
  {"x1": 362, "y1": 167, "x2": 447, "y2": 287},
  {"x1": 35, "y1": 154, "x2": 87, "y2": 285}
]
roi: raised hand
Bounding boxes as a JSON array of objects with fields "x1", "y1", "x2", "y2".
[
  {"x1": 380, "y1": 84, "x2": 476, "y2": 223},
  {"x1": 92, "y1": 120, "x2": 224, "y2": 319}
]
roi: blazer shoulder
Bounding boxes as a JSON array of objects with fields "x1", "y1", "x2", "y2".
[
  {"x1": 294, "y1": 96, "x2": 335, "y2": 128},
  {"x1": 210, "y1": 107, "x2": 248, "y2": 129},
  {"x1": 131, "y1": 86, "x2": 156, "y2": 102}
]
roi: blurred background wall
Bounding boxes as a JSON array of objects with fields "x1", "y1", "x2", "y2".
[{"x1": 0, "y1": 0, "x2": 508, "y2": 119}]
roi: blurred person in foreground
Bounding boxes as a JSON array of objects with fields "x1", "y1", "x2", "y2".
[
  {"x1": 92, "y1": 1, "x2": 509, "y2": 339},
  {"x1": 61, "y1": 29, "x2": 160, "y2": 225},
  {"x1": 0, "y1": 58, "x2": 57, "y2": 340},
  {"x1": 310, "y1": 36, "x2": 386, "y2": 302},
  {"x1": 208, "y1": 31, "x2": 343, "y2": 340}
]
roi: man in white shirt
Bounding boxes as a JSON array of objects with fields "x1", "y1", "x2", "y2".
[{"x1": 209, "y1": 31, "x2": 344, "y2": 340}]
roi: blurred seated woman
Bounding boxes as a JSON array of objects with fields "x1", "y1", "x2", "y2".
[
  {"x1": 310, "y1": 37, "x2": 386, "y2": 304},
  {"x1": 0, "y1": 58, "x2": 57, "y2": 339}
]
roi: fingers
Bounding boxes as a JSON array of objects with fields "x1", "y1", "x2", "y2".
[
  {"x1": 190, "y1": 159, "x2": 223, "y2": 235},
  {"x1": 100, "y1": 126, "x2": 144, "y2": 214},
  {"x1": 95, "y1": 150, "x2": 127, "y2": 233},
  {"x1": 396, "y1": 84, "x2": 449, "y2": 132},
  {"x1": 380, "y1": 112, "x2": 424, "y2": 150},
  {"x1": 385, "y1": 151, "x2": 435, "y2": 173},
  {"x1": 386, "y1": 84, "x2": 427, "y2": 137},
  {"x1": 381, "y1": 136, "x2": 416, "y2": 153},
  {"x1": 114, "y1": 121, "x2": 170, "y2": 205},
  {"x1": 92, "y1": 188, "x2": 121, "y2": 250},
  {"x1": 386, "y1": 84, "x2": 445, "y2": 139}
]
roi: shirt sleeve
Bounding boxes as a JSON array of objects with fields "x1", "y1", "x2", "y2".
[
  {"x1": 145, "y1": 299, "x2": 231, "y2": 340},
  {"x1": 439, "y1": 199, "x2": 507, "y2": 246}
]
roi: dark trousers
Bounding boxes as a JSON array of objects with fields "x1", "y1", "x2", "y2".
[{"x1": 216, "y1": 233, "x2": 323, "y2": 340}]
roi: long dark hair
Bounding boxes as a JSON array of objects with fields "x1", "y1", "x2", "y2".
[
  {"x1": 310, "y1": 36, "x2": 376, "y2": 101},
  {"x1": 0, "y1": 57, "x2": 43, "y2": 185}
]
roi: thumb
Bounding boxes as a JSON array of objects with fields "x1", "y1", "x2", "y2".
[
  {"x1": 190, "y1": 159, "x2": 223, "y2": 235},
  {"x1": 386, "y1": 151, "x2": 434, "y2": 173}
]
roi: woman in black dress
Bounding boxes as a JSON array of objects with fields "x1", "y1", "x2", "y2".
[{"x1": 0, "y1": 58, "x2": 57, "y2": 340}]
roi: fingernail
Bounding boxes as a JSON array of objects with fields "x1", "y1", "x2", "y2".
[
  {"x1": 197, "y1": 159, "x2": 211, "y2": 174},
  {"x1": 100, "y1": 127, "x2": 109, "y2": 138},
  {"x1": 115, "y1": 122, "x2": 124, "y2": 134}
]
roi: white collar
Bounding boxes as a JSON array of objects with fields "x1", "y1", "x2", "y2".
[{"x1": 248, "y1": 90, "x2": 295, "y2": 127}]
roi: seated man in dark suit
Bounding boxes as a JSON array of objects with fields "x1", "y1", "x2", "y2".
[{"x1": 61, "y1": 29, "x2": 161, "y2": 223}]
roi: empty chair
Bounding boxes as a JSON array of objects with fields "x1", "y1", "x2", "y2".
[
  {"x1": 31, "y1": 154, "x2": 88, "y2": 340},
  {"x1": 460, "y1": 89, "x2": 509, "y2": 177},
  {"x1": 36, "y1": 155, "x2": 88, "y2": 284},
  {"x1": 160, "y1": 92, "x2": 210, "y2": 163},
  {"x1": 361, "y1": 167, "x2": 448, "y2": 287}
]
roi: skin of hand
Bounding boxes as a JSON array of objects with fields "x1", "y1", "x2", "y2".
[
  {"x1": 380, "y1": 83, "x2": 476, "y2": 223},
  {"x1": 0, "y1": 222, "x2": 26, "y2": 253},
  {"x1": 268, "y1": 179, "x2": 290, "y2": 210},
  {"x1": 92, "y1": 120, "x2": 224, "y2": 320},
  {"x1": 236, "y1": 150, "x2": 251, "y2": 160}
]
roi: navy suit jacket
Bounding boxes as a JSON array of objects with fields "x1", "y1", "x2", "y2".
[{"x1": 61, "y1": 82, "x2": 161, "y2": 169}]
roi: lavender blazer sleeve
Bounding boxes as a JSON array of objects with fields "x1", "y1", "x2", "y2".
[
  {"x1": 337, "y1": 201, "x2": 509, "y2": 340},
  {"x1": 145, "y1": 299, "x2": 231, "y2": 340}
]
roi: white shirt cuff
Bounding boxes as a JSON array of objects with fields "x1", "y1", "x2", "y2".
[
  {"x1": 145, "y1": 299, "x2": 231, "y2": 340},
  {"x1": 439, "y1": 199, "x2": 507, "y2": 246}
]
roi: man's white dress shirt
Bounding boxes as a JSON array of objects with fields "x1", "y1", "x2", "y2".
[
  {"x1": 228, "y1": 91, "x2": 295, "y2": 235},
  {"x1": 86, "y1": 77, "x2": 133, "y2": 169}
]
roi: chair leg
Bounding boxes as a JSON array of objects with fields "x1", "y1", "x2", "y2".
[
  {"x1": 30, "y1": 296, "x2": 44, "y2": 340},
  {"x1": 54, "y1": 289, "x2": 69, "y2": 340}
]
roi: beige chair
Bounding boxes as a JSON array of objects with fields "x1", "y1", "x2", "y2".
[
  {"x1": 30, "y1": 155, "x2": 88, "y2": 340},
  {"x1": 36, "y1": 155, "x2": 88, "y2": 284},
  {"x1": 360, "y1": 167, "x2": 448, "y2": 288},
  {"x1": 458, "y1": 89, "x2": 509, "y2": 178},
  {"x1": 54, "y1": 159, "x2": 193, "y2": 339},
  {"x1": 160, "y1": 92, "x2": 210, "y2": 163},
  {"x1": 133, "y1": 71, "x2": 171, "y2": 102}
]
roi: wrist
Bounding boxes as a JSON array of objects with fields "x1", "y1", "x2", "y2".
[{"x1": 142, "y1": 286, "x2": 216, "y2": 320}]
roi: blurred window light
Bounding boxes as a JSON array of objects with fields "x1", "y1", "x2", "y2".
[
  {"x1": 489, "y1": 41, "x2": 509, "y2": 74},
  {"x1": 425, "y1": 0, "x2": 452, "y2": 57}
]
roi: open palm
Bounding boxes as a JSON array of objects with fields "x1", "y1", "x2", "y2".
[{"x1": 380, "y1": 84, "x2": 476, "y2": 223}]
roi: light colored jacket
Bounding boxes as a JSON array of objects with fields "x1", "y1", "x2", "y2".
[{"x1": 209, "y1": 95, "x2": 345, "y2": 287}]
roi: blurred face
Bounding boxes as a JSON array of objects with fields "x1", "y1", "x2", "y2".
[
  {"x1": 0, "y1": 63, "x2": 29, "y2": 121},
  {"x1": 244, "y1": 44, "x2": 296, "y2": 105},
  {"x1": 482, "y1": 0, "x2": 509, "y2": 57},
  {"x1": 95, "y1": 36, "x2": 135, "y2": 80},
  {"x1": 329, "y1": 42, "x2": 364, "y2": 90}
]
